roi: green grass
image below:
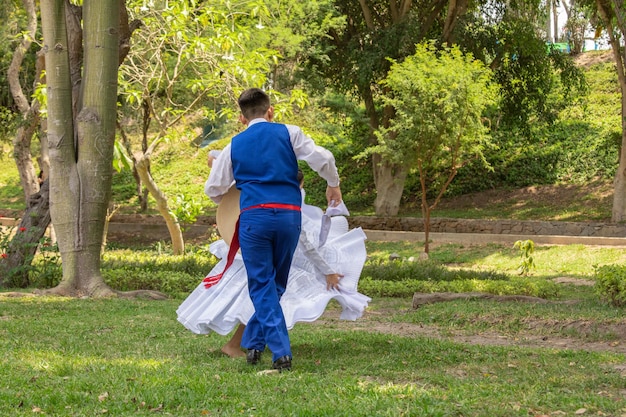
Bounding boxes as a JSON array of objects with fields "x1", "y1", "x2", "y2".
[
  {"x1": 3, "y1": 239, "x2": 626, "y2": 416},
  {"x1": 0, "y1": 154, "x2": 25, "y2": 211},
  {"x1": 0, "y1": 296, "x2": 625, "y2": 417},
  {"x1": 368, "y1": 240, "x2": 626, "y2": 278}
]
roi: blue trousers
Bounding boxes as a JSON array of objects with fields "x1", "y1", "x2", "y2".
[{"x1": 238, "y1": 208, "x2": 301, "y2": 361}]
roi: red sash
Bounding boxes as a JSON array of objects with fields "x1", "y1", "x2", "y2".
[{"x1": 203, "y1": 203, "x2": 301, "y2": 289}]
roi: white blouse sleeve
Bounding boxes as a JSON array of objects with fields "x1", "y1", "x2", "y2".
[
  {"x1": 204, "y1": 144, "x2": 235, "y2": 204},
  {"x1": 298, "y1": 230, "x2": 336, "y2": 276},
  {"x1": 287, "y1": 125, "x2": 340, "y2": 187}
]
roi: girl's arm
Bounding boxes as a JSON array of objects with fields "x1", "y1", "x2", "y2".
[{"x1": 298, "y1": 231, "x2": 342, "y2": 290}]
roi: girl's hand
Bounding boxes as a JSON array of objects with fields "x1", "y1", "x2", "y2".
[{"x1": 326, "y1": 273, "x2": 343, "y2": 291}]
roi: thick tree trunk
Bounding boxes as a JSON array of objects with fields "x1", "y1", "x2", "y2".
[
  {"x1": 38, "y1": 0, "x2": 163, "y2": 298},
  {"x1": 613, "y1": 132, "x2": 626, "y2": 222},
  {"x1": 611, "y1": 40, "x2": 626, "y2": 221},
  {"x1": 41, "y1": 0, "x2": 119, "y2": 297},
  {"x1": 361, "y1": 85, "x2": 408, "y2": 216},
  {"x1": 372, "y1": 155, "x2": 408, "y2": 216}
]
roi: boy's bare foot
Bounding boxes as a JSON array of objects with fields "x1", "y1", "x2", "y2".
[{"x1": 221, "y1": 345, "x2": 246, "y2": 358}]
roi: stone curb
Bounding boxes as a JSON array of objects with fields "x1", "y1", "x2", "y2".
[
  {"x1": 364, "y1": 230, "x2": 626, "y2": 247},
  {"x1": 3, "y1": 216, "x2": 626, "y2": 247}
]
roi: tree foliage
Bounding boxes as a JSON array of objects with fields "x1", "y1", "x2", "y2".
[
  {"x1": 371, "y1": 42, "x2": 497, "y2": 251},
  {"x1": 0, "y1": 0, "x2": 40, "y2": 144},
  {"x1": 298, "y1": 0, "x2": 586, "y2": 215}
]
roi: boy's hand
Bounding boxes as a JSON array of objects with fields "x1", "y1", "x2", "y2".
[
  {"x1": 326, "y1": 185, "x2": 342, "y2": 207},
  {"x1": 326, "y1": 273, "x2": 343, "y2": 291},
  {"x1": 207, "y1": 154, "x2": 216, "y2": 168}
]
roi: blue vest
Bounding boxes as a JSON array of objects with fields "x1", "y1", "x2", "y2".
[{"x1": 231, "y1": 122, "x2": 301, "y2": 210}]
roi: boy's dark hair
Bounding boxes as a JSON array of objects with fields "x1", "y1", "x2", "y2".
[
  {"x1": 297, "y1": 169, "x2": 304, "y2": 185},
  {"x1": 238, "y1": 88, "x2": 270, "y2": 120}
]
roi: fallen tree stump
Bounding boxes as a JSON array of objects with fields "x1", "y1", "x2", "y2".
[{"x1": 412, "y1": 292, "x2": 580, "y2": 309}]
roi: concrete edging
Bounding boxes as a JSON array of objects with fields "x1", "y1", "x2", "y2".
[
  {"x1": 4, "y1": 216, "x2": 626, "y2": 247},
  {"x1": 363, "y1": 230, "x2": 626, "y2": 247}
]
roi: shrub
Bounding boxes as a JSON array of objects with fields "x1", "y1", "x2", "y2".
[
  {"x1": 513, "y1": 239, "x2": 536, "y2": 276},
  {"x1": 362, "y1": 259, "x2": 510, "y2": 282},
  {"x1": 594, "y1": 265, "x2": 626, "y2": 307},
  {"x1": 101, "y1": 247, "x2": 217, "y2": 296},
  {"x1": 357, "y1": 275, "x2": 559, "y2": 299},
  {"x1": 102, "y1": 249, "x2": 216, "y2": 276},
  {"x1": 0, "y1": 228, "x2": 62, "y2": 288},
  {"x1": 102, "y1": 268, "x2": 200, "y2": 297}
]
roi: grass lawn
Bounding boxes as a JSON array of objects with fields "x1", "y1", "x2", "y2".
[
  {"x1": 2, "y1": 136, "x2": 626, "y2": 415},
  {"x1": 1, "y1": 295, "x2": 625, "y2": 417},
  {"x1": 2, "y1": 238, "x2": 626, "y2": 416}
]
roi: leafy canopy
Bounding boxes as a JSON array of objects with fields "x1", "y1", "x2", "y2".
[{"x1": 370, "y1": 42, "x2": 498, "y2": 177}]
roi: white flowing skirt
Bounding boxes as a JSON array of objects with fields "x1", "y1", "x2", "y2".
[{"x1": 176, "y1": 224, "x2": 370, "y2": 336}]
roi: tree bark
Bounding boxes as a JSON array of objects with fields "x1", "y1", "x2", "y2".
[
  {"x1": 596, "y1": 0, "x2": 626, "y2": 222},
  {"x1": 360, "y1": 84, "x2": 408, "y2": 216},
  {"x1": 35, "y1": 0, "x2": 164, "y2": 298},
  {"x1": 442, "y1": 0, "x2": 468, "y2": 45},
  {"x1": 373, "y1": 155, "x2": 408, "y2": 216},
  {"x1": 41, "y1": 0, "x2": 119, "y2": 297},
  {"x1": 134, "y1": 155, "x2": 185, "y2": 255},
  {"x1": 0, "y1": 179, "x2": 51, "y2": 288},
  {"x1": 8, "y1": 0, "x2": 41, "y2": 204}
]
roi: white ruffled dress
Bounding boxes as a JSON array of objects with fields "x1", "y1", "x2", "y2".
[{"x1": 176, "y1": 197, "x2": 370, "y2": 336}]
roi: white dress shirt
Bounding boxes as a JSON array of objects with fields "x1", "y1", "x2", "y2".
[{"x1": 205, "y1": 119, "x2": 340, "y2": 204}]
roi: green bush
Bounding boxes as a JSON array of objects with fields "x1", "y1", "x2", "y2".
[
  {"x1": 102, "y1": 249, "x2": 216, "y2": 276},
  {"x1": 357, "y1": 275, "x2": 560, "y2": 299},
  {"x1": 362, "y1": 259, "x2": 510, "y2": 282},
  {"x1": 102, "y1": 268, "x2": 200, "y2": 296},
  {"x1": 101, "y1": 248, "x2": 217, "y2": 297},
  {"x1": 110, "y1": 169, "x2": 139, "y2": 205},
  {"x1": 358, "y1": 259, "x2": 559, "y2": 298},
  {"x1": 594, "y1": 264, "x2": 626, "y2": 307}
]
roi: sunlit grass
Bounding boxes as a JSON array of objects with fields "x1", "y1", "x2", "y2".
[
  {"x1": 0, "y1": 156, "x2": 24, "y2": 211},
  {"x1": 1, "y1": 296, "x2": 625, "y2": 416},
  {"x1": 367, "y1": 240, "x2": 626, "y2": 278}
]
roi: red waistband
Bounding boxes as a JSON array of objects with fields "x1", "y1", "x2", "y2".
[{"x1": 241, "y1": 203, "x2": 301, "y2": 212}]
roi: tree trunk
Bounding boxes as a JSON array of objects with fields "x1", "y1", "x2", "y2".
[
  {"x1": 135, "y1": 154, "x2": 185, "y2": 254},
  {"x1": 38, "y1": 51, "x2": 51, "y2": 182},
  {"x1": 8, "y1": 0, "x2": 40, "y2": 204},
  {"x1": 421, "y1": 196, "x2": 432, "y2": 255},
  {"x1": 12, "y1": 115, "x2": 41, "y2": 203},
  {"x1": 118, "y1": 120, "x2": 150, "y2": 211},
  {"x1": 361, "y1": 85, "x2": 408, "y2": 216},
  {"x1": 552, "y1": 0, "x2": 559, "y2": 42},
  {"x1": 372, "y1": 155, "x2": 408, "y2": 216},
  {"x1": 0, "y1": 179, "x2": 51, "y2": 288},
  {"x1": 41, "y1": 0, "x2": 119, "y2": 297},
  {"x1": 596, "y1": 0, "x2": 626, "y2": 221}
]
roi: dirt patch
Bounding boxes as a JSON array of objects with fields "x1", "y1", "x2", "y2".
[
  {"x1": 552, "y1": 277, "x2": 595, "y2": 286},
  {"x1": 573, "y1": 50, "x2": 614, "y2": 69},
  {"x1": 436, "y1": 179, "x2": 614, "y2": 220},
  {"x1": 315, "y1": 310, "x2": 626, "y2": 355}
]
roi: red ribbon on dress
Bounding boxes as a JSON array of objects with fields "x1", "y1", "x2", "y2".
[{"x1": 203, "y1": 203, "x2": 301, "y2": 289}]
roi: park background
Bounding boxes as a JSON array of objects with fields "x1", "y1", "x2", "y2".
[{"x1": 2, "y1": 1, "x2": 626, "y2": 416}]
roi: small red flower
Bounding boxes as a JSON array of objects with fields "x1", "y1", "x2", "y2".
[
  {"x1": 1, "y1": 253, "x2": 7, "y2": 259},
  {"x1": 19, "y1": 227, "x2": 26, "y2": 232}
]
